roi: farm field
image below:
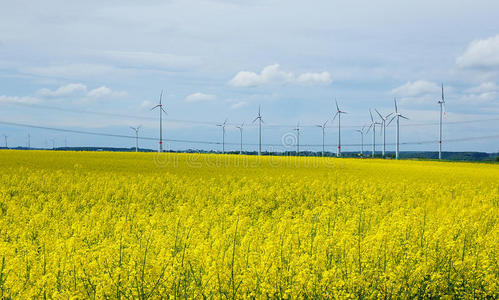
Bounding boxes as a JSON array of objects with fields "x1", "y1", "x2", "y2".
[{"x1": 0, "y1": 150, "x2": 497, "y2": 298}]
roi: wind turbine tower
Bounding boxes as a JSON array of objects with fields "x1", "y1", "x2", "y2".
[
  {"x1": 438, "y1": 84, "x2": 446, "y2": 160},
  {"x1": 294, "y1": 122, "x2": 301, "y2": 155},
  {"x1": 217, "y1": 119, "x2": 228, "y2": 154},
  {"x1": 130, "y1": 125, "x2": 142, "y2": 152},
  {"x1": 315, "y1": 120, "x2": 328, "y2": 157},
  {"x1": 235, "y1": 122, "x2": 244, "y2": 155},
  {"x1": 388, "y1": 98, "x2": 409, "y2": 160},
  {"x1": 151, "y1": 90, "x2": 167, "y2": 153},
  {"x1": 355, "y1": 126, "x2": 366, "y2": 157},
  {"x1": 253, "y1": 105, "x2": 264, "y2": 155},
  {"x1": 3, "y1": 135, "x2": 7, "y2": 149},
  {"x1": 375, "y1": 109, "x2": 393, "y2": 158},
  {"x1": 332, "y1": 99, "x2": 347, "y2": 157},
  {"x1": 367, "y1": 109, "x2": 381, "y2": 158}
]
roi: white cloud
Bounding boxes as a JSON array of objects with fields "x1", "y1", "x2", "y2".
[
  {"x1": 21, "y1": 64, "x2": 124, "y2": 79},
  {"x1": 462, "y1": 82, "x2": 499, "y2": 103},
  {"x1": 87, "y1": 86, "x2": 127, "y2": 99},
  {"x1": 185, "y1": 92, "x2": 216, "y2": 102},
  {"x1": 0, "y1": 95, "x2": 40, "y2": 104},
  {"x1": 87, "y1": 86, "x2": 112, "y2": 98},
  {"x1": 296, "y1": 72, "x2": 332, "y2": 85},
  {"x1": 456, "y1": 35, "x2": 499, "y2": 70},
  {"x1": 390, "y1": 80, "x2": 440, "y2": 97},
  {"x1": 37, "y1": 83, "x2": 87, "y2": 97},
  {"x1": 140, "y1": 100, "x2": 153, "y2": 108},
  {"x1": 36, "y1": 83, "x2": 126, "y2": 100},
  {"x1": 98, "y1": 50, "x2": 202, "y2": 70},
  {"x1": 465, "y1": 82, "x2": 498, "y2": 94},
  {"x1": 230, "y1": 101, "x2": 248, "y2": 109},
  {"x1": 229, "y1": 64, "x2": 331, "y2": 87}
]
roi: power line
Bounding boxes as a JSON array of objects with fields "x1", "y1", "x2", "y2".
[
  {"x1": 3, "y1": 102, "x2": 499, "y2": 129},
  {"x1": 1, "y1": 120, "x2": 498, "y2": 148}
]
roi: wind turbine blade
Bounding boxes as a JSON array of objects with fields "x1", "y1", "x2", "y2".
[
  {"x1": 151, "y1": 105, "x2": 160, "y2": 110},
  {"x1": 323, "y1": 119, "x2": 329, "y2": 127},
  {"x1": 394, "y1": 98, "x2": 398, "y2": 113},
  {"x1": 442, "y1": 82, "x2": 445, "y2": 102},
  {"x1": 387, "y1": 115, "x2": 396, "y2": 127},
  {"x1": 385, "y1": 112, "x2": 393, "y2": 119},
  {"x1": 335, "y1": 99, "x2": 339, "y2": 112},
  {"x1": 159, "y1": 89, "x2": 163, "y2": 105},
  {"x1": 369, "y1": 109, "x2": 374, "y2": 122},
  {"x1": 252, "y1": 117, "x2": 259, "y2": 123},
  {"x1": 400, "y1": 115, "x2": 409, "y2": 120},
  {"x1": 332, "y1": 111, "x2": 338, "y2": 121},
  {"x1": 366, "y1": 123, "x2": 373, "y2": 133},
  {"x1": 375, "y1": 109, "x2": 383, "y2": 119}
]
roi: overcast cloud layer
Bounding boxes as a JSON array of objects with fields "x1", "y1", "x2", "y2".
[{"x1": 0, "y1": 0, "x2": 498, "y2": 152}]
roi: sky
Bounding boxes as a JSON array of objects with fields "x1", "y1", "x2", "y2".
[{"x1": 0, "y1": 0, "x2": 498, "y2": 153}]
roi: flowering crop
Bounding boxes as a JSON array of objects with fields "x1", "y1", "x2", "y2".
[{"x1": 0, "y1": 150, "x2": 497, "y2": 298}]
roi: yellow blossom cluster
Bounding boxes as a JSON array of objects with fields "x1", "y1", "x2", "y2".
[{"x1": 0, "y1": 150, "x2": 497, "y2": 298}]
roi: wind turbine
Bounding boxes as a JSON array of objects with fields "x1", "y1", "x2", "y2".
[
  {"x1": 355, "y1": 125, "x2": 367, "y2": 157},
  {"x1": 387, "y1": 98, "x2": 409, "y2": 160},
  {"x1": 235, "y1": 122, "x2": 244, "y2": 155},
  {"x1": 130, "y1": 125, "x2": 142, "y2": 152},
  {"x1": 437, "y1": 83, "x2": 446, "y2": 160},
  {"x1": 253, "y1": 105, "x2": 264, "y2": 155},
  {"x1": 3, "y1": 135, "x2": 7, "y2": 149},
  {"x1": 375, "y1": 109, "x2": 393, "y2": 158},
  {"x1": 217, "y1": 119, "x2": 228, "y2": 154},
  {"x1": 293, "y1": 122, "x2": 301, "y2": 155},
  {"x1": 366, "y1": 109, "x2": 381, "y2": 158},
  {"x1": 27, "y1": 134, "x2": 30, "y2": 149},
  {"x1": 332, "y1": 99, "x2": 347, "y2": 157},
  {"x1": 151, "y1": 90, "x2": 167, "y2": 153},
  {"x1": 315, "y1": 120, "x2": 328, "y2": 157}
]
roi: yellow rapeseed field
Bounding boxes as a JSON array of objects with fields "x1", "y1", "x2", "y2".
[{"x1": 0, "y1": 150, "x2": 497, "y2": 298}]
